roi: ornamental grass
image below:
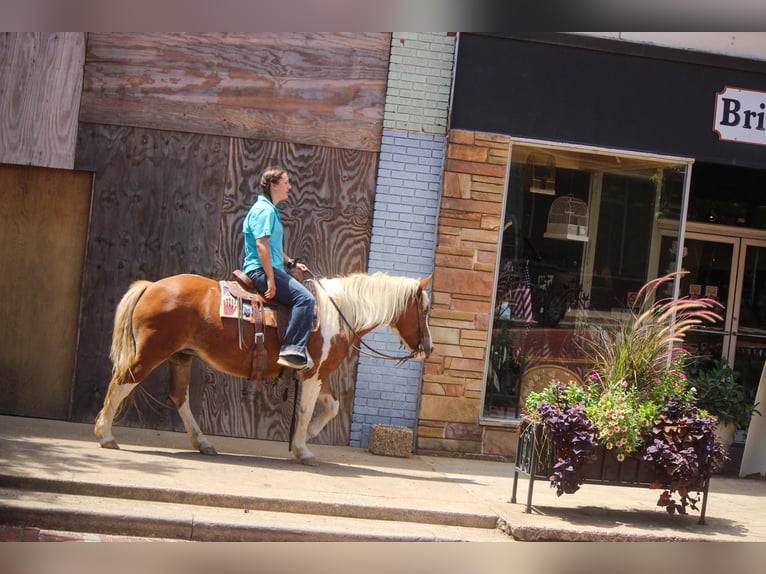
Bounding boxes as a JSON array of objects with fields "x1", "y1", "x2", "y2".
[{"x1": 585, "y1": 271, "x2": 723, "y2": 400}]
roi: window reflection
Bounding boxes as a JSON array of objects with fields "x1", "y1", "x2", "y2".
[{"x1": 483, "y1": 143, "x2": 690, "y2": 421}]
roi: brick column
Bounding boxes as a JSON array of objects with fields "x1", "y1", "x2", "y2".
[{"x1": 418, "y1": 130, "x2": 511, "y2": 455}]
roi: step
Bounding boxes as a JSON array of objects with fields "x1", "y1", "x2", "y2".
[
  {"x1": 0, "y1": 473, "x2": 498, "y2": 530},
  {"x1": 0, "y1": 488, "x2": 510, "y2": 542}
]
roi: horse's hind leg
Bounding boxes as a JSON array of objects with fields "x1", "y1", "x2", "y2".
[
  {"x1": 168, "y1": 353, "x2": 217, "y2": 455},
  {"x1": 94, "y1": 378, "x2": 139, "y2": 449}
]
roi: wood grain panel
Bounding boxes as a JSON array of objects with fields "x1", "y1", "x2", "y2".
[
  {"x1": 0, "y1": 33, "x2": 85, "y2": 169},
  {"x1": 71, "y1": 124, "x2": 228, "y2": 425},
  {"x1": 80, "y1": 33, "x2": 390, "y2": 152},
  {"x1": 204, "y1": 137, "x2": 378, "y2": 445},
  {"x1": 0, "y1": 164, "x2": 92, "y2": 418},
  {"x1": 71, "y1": 123, "x2": 377, "y2": 447}
]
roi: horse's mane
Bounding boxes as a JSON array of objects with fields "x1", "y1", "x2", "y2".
[{"x1": 315, "y1": 272, "x2": 429, "y2": 335}]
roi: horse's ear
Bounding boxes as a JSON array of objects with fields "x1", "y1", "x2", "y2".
[{"x1": 419, "y1": 274, "x2": 433, "y2": 290}]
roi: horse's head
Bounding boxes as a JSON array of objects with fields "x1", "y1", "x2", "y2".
[{"x1": 392, "y1": 274, "x2": 434, "y2": 360}]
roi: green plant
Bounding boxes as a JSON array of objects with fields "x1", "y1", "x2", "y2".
[
  {"x1": 687, "y1": 357, "x2": 761, "y2": 430},
  {"x1": 525, "y1": 378, "x2": 590, "y2": 413},
  {"x1": 648, "y1": 351, "x2": 696, "y2": 406},
  {"x1": 631, "y1": 351, "x2": 696, "y2": 425}
]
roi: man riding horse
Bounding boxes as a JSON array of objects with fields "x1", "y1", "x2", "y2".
[{"x1": 243, "y1": 166, "x2": 314, "y2": 372}]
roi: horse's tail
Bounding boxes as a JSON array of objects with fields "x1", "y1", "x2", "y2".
[{"x1": 110, "y1": 280, "x2": 152, "y2": 383}]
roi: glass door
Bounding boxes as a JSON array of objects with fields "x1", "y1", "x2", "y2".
[
  {"x1": 731, "y1": 239, "x2": 766, "y2": 405},
  {"x1": 675, "y1": 232, "x2": 739, "y2": 364},
  {"x1": 657, "y1": 230, "x2": 740, "y2": 359},
  {"x1": 659, "y1": 228, "x2": 766, "y2": 409}
]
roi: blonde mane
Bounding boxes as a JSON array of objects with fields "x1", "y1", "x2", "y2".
[{"x1": 314, "y1": 272, "x2": 429, "y2": 336}]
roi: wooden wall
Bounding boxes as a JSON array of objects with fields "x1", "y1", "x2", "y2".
[
  {"x1": 0, "y1": 33, "x2": 89, "y2": 420},
  {"x1": 0, "y1": 33, "x2": 85, "y2": 169},
  {"x1": 201, "y1": 138, "x2": 378, "y2": 442},
  {"x1": 70, "y1": 33, "x2": 390, "y2": 447},
  {"x1": 0, "y1": 164, "x2": 92, "y2": 419},
  {"x1": 79, "y1": 33, "x2": 388, "y2": 152},
  {"x1": 71, "y1": 125, "x2": 229, "y2": 430}
]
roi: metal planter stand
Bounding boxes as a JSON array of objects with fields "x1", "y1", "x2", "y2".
[{"x1": 510, "y1": 419, "x2": 712, "y2": 525}]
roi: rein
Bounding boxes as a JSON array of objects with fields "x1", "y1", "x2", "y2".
[{"x1": 303, "y1": 266, "x2": 425, "y2": 365}]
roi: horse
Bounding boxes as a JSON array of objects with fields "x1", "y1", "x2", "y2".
[{"x1": 93, "y1": 271, "x2": 433, "y2": 465}]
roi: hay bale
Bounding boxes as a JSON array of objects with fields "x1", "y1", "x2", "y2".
[{"x1": 368, "y1": 424, "x2": 413, "y2": 458}]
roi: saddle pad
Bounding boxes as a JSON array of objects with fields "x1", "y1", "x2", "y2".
[{"x1": 219, "y1": 281, "x2": 279, "y2": 327}]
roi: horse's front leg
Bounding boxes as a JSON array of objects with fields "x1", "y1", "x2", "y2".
[
  {"x1": 307, "y1": 384, "x2": 340, "y2": 440},
  {"x1": 169, "y1": 353, "x2": 217, "y2": 455},
  {"x1": 291, "y1": 374, "x2": 323, "y2": 465}
]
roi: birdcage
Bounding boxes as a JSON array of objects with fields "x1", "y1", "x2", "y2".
[
  {"x1": 526, "y1": 153, "x2": 556, "y2": 195},
  {"x1": 543, "y1": 195, "x2": 589, "y2": 242}
]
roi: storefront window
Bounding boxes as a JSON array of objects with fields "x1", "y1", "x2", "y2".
[
  {"x1": 662, "y1": 162, "x2": 766, "y2": 230},
  {"x1": 483, "y1": 141, "x2": 691, "y2": 421}
]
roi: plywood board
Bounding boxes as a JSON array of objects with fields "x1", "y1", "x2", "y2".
[
  {"x1": 0, "y1": 164, "x2": 92, "y2": 418},
  {"x1": 204, "y1": 137, "x2": 378, "y2": 444},
  {"x1": 80, "y1": 33, "x2": 389, "y2": 152},
  {"x1": 0, "y1": 33, "x2": 85, "y2": 169},
  {"x1": 71, "y1": 124, "x2": 229, "y2": 426}
]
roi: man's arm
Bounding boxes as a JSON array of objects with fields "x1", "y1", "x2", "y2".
[{"x1": 256, "y1": 236, "x2": 276, "y2": 299}]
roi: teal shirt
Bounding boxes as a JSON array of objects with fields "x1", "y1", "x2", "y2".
[{"x1": 242, "y1": 196, "x2": 284, "y2": 274}]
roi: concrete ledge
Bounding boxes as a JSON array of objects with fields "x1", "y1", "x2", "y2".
[
  {"x1": 369, "y1": 424, "x2": 413, "y2": 458},
  {"x1": 0, "y1": 488, "x2": 505, "y2": 542}
]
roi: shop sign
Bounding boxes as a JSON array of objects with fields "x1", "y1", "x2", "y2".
[{"x1": 713, "y1": 86, "x2": 766, "y2": 146}]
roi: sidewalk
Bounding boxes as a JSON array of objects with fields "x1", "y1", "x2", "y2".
[{"x1": 1, "y1": 414, "x2": 765, "y2": 542}]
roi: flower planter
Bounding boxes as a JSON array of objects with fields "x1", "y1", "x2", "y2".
[
  {"x1": 510, "y1": 420, "x2": 711, "y2": 524},
  {"x1": 714, "y1": 421, "x2": 737, "y2": 450}
]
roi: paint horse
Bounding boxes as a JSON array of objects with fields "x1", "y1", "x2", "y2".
[{"x1": 94, "y1": 272, "x2": 433, "y2": 465}]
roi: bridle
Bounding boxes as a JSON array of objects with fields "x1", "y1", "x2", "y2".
[{"x1": 304, "y1": 266, "x2": 429, "y2": 365}]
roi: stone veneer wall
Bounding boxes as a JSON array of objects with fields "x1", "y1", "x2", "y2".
[
  {"x1": 418, "y1": 129, "x2": 518, "y2": 458},
  {"x1": 350, "y1": 33, "x2": 456, "y2": 448}
]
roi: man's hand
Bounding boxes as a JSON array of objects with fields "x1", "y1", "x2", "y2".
[{"x1": 264, "y1": 276, "x2": 276, "y2": 299}]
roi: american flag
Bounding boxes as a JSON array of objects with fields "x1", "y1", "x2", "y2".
[{"x1": 512, "y1": 264, "x2": 534, "y2": 323}]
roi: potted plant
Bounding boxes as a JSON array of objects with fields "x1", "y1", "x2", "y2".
[
  {"x1": 687, "y1": 357, "x2": 761, "y2": 448},
  {"x1": 523, "y1": 272, "x2": 730, "y2": 516},
  {"x1": 489, "y1": 324, "x2": 526, "y2": 374},
  {"x1": 523, "y1": 379, "x2": 599, "y2": 496}
]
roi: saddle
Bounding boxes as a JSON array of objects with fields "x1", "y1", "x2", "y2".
[{"x1": 222, "y1": 270, "x2": 316, "y2": 386}]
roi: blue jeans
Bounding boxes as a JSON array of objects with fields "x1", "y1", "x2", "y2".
[{"x1": 248, "y1": 267, "x2": 315, "y2": 356}]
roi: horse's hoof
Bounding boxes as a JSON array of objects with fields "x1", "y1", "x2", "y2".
[
  {"x1": 100, "y1": 440, "x2": 120, "y2": 450},
  {"x1": 199, "y1": 444, "x2": 218, "y2": 456},
  {"x1": 299, "y1": 456, "x2": 319, "y2": 466}
]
